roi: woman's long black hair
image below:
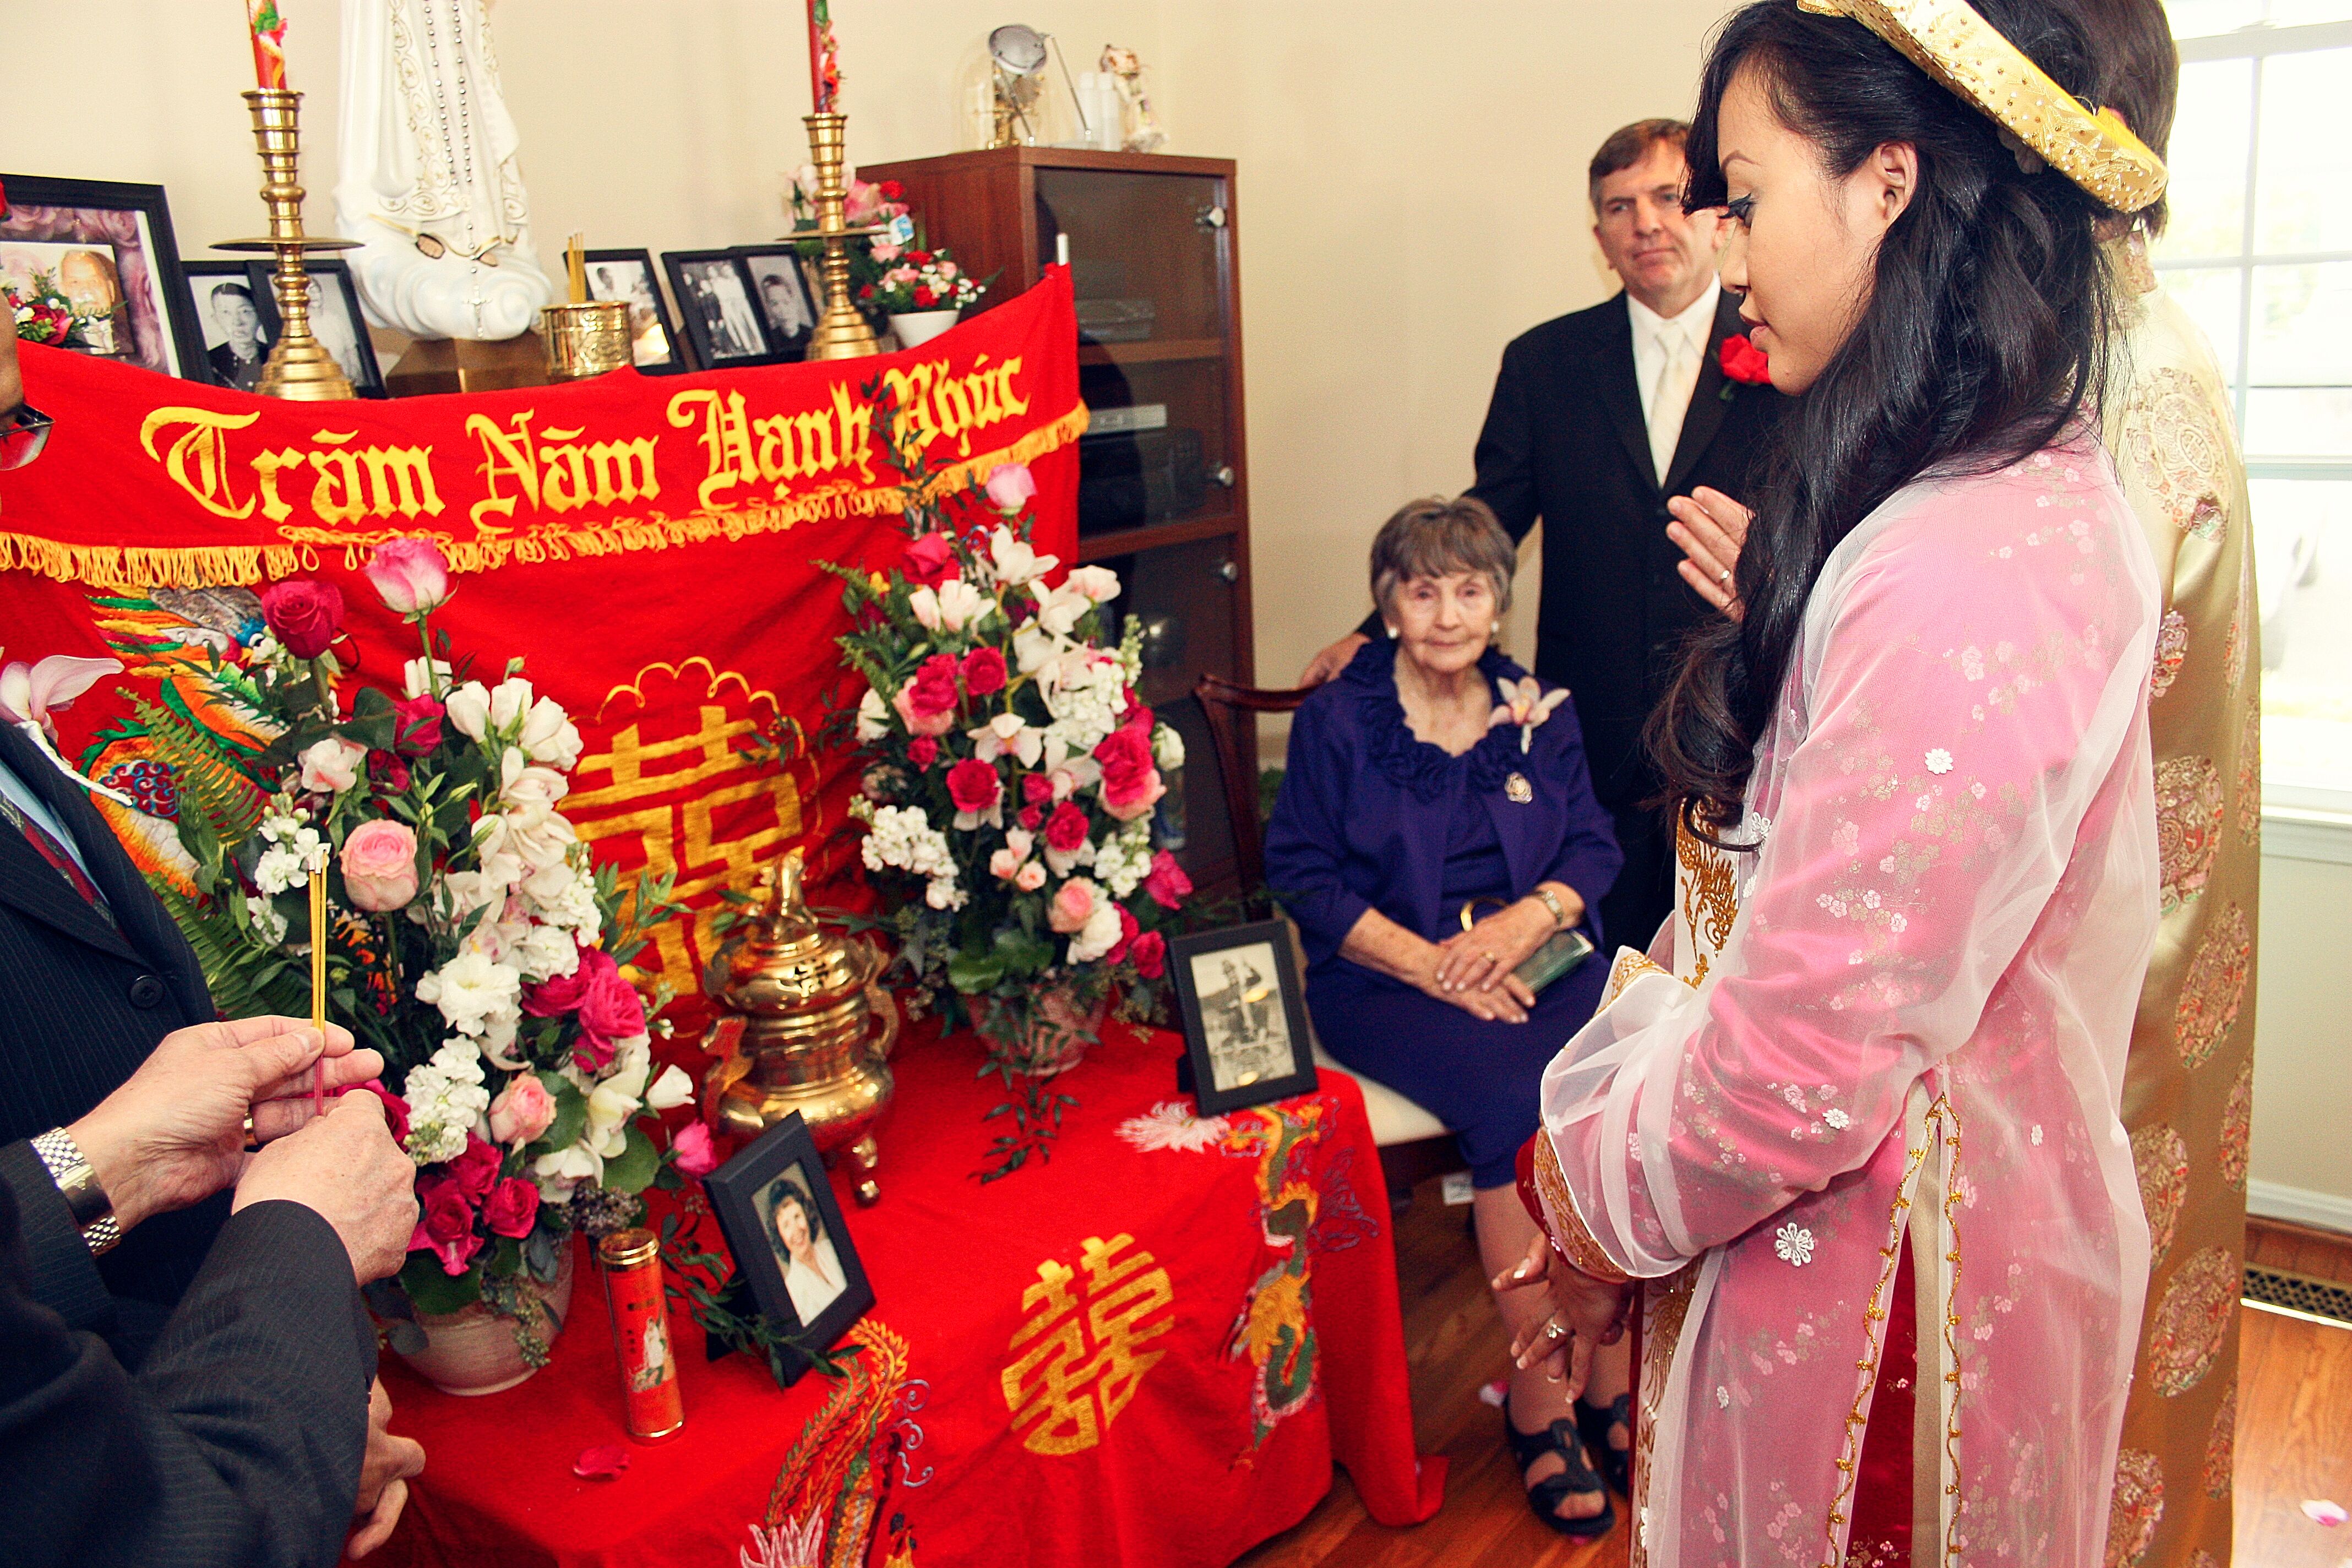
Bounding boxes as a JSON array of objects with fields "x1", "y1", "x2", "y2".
[{"x1": 1652, "y1": 0, "x2": 2119, "y2": 838}]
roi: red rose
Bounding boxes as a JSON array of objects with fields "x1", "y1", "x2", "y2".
[
  {"x1": 962, "y1": 646, "x2": 1008, "y2": 696},
  {"x1": 905, "y1": 654, "x2": 961, "y2": 721},
  {"x1": 910, "y1": 250, "x2": 933, "y2": 265},
  {"x1": 1119, "y1": 702, "x2": 1154, "y2": 737},
  {"x1": 859, "y1": 284, "x2": 875, "y2": 301},
  {"x1": 368, "y1": 749, "x2": 411, "y2": 793},
  {"x1": 908, "y1": 734, "x2": 939, "y2": 770},
  {"x1": 879, "y1": 179, "x2": 904, "y2": 199},
  {"x1": 903, "y1": 532, "x2": 959, "y2": 589},
  {"x1": 1019, "y1": 804, "x2": 1043, "y2": 832},
  {"x1": 572, "y1": 1032, "x2": 618, "y2": 1074},
  {"x1": 947, "y1": 759, "x2": 1002, "y2": 818},
  {"x1": 1718, "y1": 333, "x2": 1772, "y2": 385},
  {"x1": 1130, "y1": 929, "x2": 1167, "y2": 979},
  {"x1": 578, "y1": 966, "x2": 647, "y2": 1047},
  {"x1": 412, "y1": 1174, "x2": 482, "y2": 1277},
  {"x1": 1093, "y1": 725, "x2": 1164, "y2": 822},
  {"x1": 1044, "y1": 799, "x2": 1090, "y2": 854},
  {"x1": 344, "y1": 1079, "x2": 411, "y2": 1146},
  {"x1": 1106, "y1": 903, "x2": 1141, "y2": 965},
  {"x1": 913, "y1": 285, "x2": 938, "y2": 309},
  {"x1": 447, "y1": 1133, "x2": 502, "y2": 1201},
  {"x1": 482, "y1": 1177, "x2": 540, "y2": 1239},
  {"x1": 393, "y1": 694, "x2": 444, "y2": 755},
  {"x1": 1143, "y1": 850, "x2": 1193, "y2": 911},
  {"x1": 1021, "y1": 773, "x2": 1055, "y2": 809},
  {"x1": 523, "y1": 943, "x2": 603, "y2": 1017},
  {"x1": 259, "y1": 579, "x2": 345, "y2": 659}
]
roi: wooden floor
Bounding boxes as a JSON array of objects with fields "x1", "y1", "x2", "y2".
[{"x1": 1238, "y1": 1190, "x2": 2351, "y2": 1568}]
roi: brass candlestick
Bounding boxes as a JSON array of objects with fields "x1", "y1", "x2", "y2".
[
  {"x1": 801, "y1": 112, "x2": 879, "y2": 361},
  {"x1": 215, "y1": 88, "x2": 361, "y2": 401}
]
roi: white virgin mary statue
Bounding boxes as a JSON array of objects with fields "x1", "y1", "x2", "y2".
[{"x1": 334, "y1": 0, "x2": 553, "y2": 340}]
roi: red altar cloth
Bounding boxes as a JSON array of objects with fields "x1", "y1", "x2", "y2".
[{"x1": 375, "y1": 1024, "x2": 1445, "y2": 1568}]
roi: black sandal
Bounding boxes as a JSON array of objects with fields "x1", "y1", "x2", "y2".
[
  {"x1": 1575, "y1": 1392, "x2": 1634, "y2": 1496},
  {"x1": 1503, "y1": 1394, "x2": 1616, "y2": 1539}
]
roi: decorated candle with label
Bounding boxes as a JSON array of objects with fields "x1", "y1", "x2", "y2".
[
  {"x1": 807, "y1": 0, "x2": 841, "y2": 113},
  {"x1": 247, "y1": 0, "x2": 289, "y2": 90},
  {"x1": 599, "y1": 1228, "x2": 685, "y2": 1442}
]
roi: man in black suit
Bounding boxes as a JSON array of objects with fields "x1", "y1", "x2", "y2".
[
  {"x1": 1303, "y1": 119, "x2": 1786, "y2": 953},
  {"x1": 0, "y1": 314, "x2": 423, "y2": 1565}
]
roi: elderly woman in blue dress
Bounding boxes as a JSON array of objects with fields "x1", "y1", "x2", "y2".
[{"x1": 1264, "y1": 496, "x2": 1624, "y2": 1536}]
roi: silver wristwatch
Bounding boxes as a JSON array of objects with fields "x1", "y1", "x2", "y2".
[{"x1": 29, "y1": 1127, "x2": 121, "y2": 1256}]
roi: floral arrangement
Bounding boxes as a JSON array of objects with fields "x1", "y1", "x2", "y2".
[
  {"x1": 828, "y1": 449, "x2": 1193, "y2": 1176},
  {"x1": 87, "y1": 540, "x2": 700, "y2": 1356},
  {"x1": 788, "y1": 168, "x2": 913, "y2": 323},
  {"x1": 860, "y1": 247, "x2": 987, "y2": 318},
  {"x1": 7, "y1": 273, "x2": 91, "y2": 349}
]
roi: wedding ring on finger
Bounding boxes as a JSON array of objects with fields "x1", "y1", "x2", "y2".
[
  {"x1": 1544, "y1": 1319, "x2": 1566, "y2": 1341},
  {"x1": 1718, "y1": 567, "x2": 1732, "y2": 583}
]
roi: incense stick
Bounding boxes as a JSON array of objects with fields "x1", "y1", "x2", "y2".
[
  {"x1": 308, "y1": 850, "x2": 328, "y2": 1114},
  {"x1": 566, "y1": 231, "x2": 587, "y2": 304}
]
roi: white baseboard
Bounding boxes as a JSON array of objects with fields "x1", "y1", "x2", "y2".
[{"x1": 2247, "y1": 1178, "x2": 2352, "y2": 1234}]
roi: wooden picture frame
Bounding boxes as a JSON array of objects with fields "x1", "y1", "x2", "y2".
[
  {"x1": 1168, "y1": 918, "x2": 1317, "y2": 1116},
  {"x1": 661, "y1": 249, "x2": 787, "y2": 368},
  {"x1": 704, "y1": 1112, "x2": 874, "y2": 1386},
  {"x1": 239, "y1": 259, "x2": 386, "y2": 397},
  {"x1": 734, "y1": 246, "x2": 818, "y2": 362},
  {"x1": 583, "y1": 247, "x2": 685, "y2": 374},
  {"x1": 0, "y1": 173, "x2": 204, "y2": 378}
]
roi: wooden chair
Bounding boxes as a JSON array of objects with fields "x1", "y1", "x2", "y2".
[{"x1": 1193, "y1": 674, "x2": 1462, "y2": 1207}]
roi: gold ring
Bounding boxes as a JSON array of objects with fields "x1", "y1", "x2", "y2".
[
  {"x1": 1718, "y1": 567, "x2": 1732, "y2": 583},
  {"x1": 1545, "y1": 1320, "x2": 1566, "y2": 1340}
]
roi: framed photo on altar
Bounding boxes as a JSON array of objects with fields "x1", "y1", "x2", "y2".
[
  {"x1": 583, "y1": 248, "x2": 685, "y2": 374},
  {"x1": 704, "y1": 1111, "x2": 873, "y2": 1386},
  {"x1": 183, "y1": 260, "x2": 272, "y2": 393},
  {"x1": 238, "y1": 259, "x2": 385, "y2": 398},
  {"x1": 0, "y1": 174, "x2": 203, "y2": 378},
  {"x1": 734, "y1": 246, "x2": 817, "y2": 361},
  {"x1": 661, "y1": 249, "x2": 788, "y2": 369},
  {"x1": 1169, "y1": 919, "x2": 1317, "y2": 1116}
]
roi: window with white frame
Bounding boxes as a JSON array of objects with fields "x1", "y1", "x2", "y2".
[{"x1": 2157, "y1": 2, "x2": 2352, "y2": 814}]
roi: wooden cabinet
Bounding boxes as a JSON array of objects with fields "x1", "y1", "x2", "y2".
[{"x1": 861, "y1": 148, "x2": 1256, "y2": 890}]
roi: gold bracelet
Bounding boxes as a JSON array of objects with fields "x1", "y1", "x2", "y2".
[{"x1": 1532, "y1": 1134, "x2": 1631, "y2": 1284}]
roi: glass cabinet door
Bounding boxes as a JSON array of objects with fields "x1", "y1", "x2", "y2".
[{"x1": 1033, "y1": 168, "x2": 1230, "y2": 344}]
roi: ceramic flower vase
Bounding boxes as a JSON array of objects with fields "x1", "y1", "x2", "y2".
[
  {"x1": 395, "y1": 1235, "x2": 578, "y2": 1396},
  {"x1": 994, "y1": 984, "x2": 1107, "y2": 1077},
  {"x1": 888, "y1": 309, "x2": 960, "y2": 350}
]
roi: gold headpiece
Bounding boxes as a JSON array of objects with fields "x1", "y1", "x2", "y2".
[{"x1": 1796, "y1": 0, "x2": 2168, "y2": 213}]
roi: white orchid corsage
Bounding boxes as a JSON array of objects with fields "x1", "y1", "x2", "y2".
[{"x1": 1490, "y1": 675, "x2": 1569, "y2": 754}]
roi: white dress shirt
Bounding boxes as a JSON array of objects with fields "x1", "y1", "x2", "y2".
[{"x1": 1627, "y1": 279, "x2": 1721, "y2": 485}]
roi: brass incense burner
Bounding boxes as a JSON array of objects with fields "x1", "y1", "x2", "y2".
[{"x1": 701, "y1": 848, "x2": 897, "y2": 1203}]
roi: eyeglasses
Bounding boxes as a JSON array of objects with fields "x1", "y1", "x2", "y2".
[{"x1": 0, "y1": 404, "x2": 53, "y2": 472}]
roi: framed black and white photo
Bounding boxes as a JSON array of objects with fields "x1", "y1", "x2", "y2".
[
  {"x1": 704, "y1": 1112, "x2": 874, "y2": 1386},
  {"x1": 1169, "y1": 919, "x2": 1317, "y2": 1116},
  {"x1": 736, "y1": 246, "x2": 818, "y2": 360},
  {"x1": 0, "y1": 174, "x2": 203, "y2": 378},
  {"x1": 183, "y1": 260, "x2": 271, "y2": 393},
  {"x1": 240, "y1": 259, "x2": 385, "y2": 396},
  {"x1": 584, "y1": 247, "x2": 685, "y2": 374},
  {"x1": 661, "y1": 249, "x2": 784, "y2": 368}
]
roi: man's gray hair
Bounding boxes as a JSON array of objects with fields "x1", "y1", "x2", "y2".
[{"x1": 1369, "y1": 496, "x2": 1517, "y2": 623}]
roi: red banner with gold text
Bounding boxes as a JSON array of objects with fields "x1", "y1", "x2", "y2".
[{"x1": 0, "y1": 271, "x2": 1084, "y2": 1013}]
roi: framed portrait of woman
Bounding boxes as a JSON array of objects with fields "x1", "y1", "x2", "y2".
[
  {"x1": 0, "y1": 173, "x2": 204, "y2": 378},
  {"x1": 704, "y1": 1112, "x2": 874, "y2": 1385}
]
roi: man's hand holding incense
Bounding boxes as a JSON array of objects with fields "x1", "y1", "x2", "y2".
[
  {"x1": 234, "y1": 1088, "x2": 418, "y2": 1285},
  {"x1": 64, "y1": 1016, "x2": 379, "y2": 1233}
]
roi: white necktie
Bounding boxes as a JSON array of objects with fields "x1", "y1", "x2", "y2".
[{"x1": 1647, "y1": 328, "x2": 1701, "y2": 485}]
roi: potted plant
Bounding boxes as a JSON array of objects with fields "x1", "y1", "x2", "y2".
[{"x1": 861, "y1": 246, "x2": 989, "y2": 350}]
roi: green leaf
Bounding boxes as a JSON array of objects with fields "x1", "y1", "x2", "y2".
[
  {"x1": 946, "y1": 947, "x2": 1006, "y2": 994},
  {"x1": 602, "y1": 1125, "x2": 660, "y2": 1195},
  {"x1": 994, "y1": 926, "x2": 1055, "y2": 978},
  {"x1": 398, "y1": 1251, "x2": 482, "y2": 1315}
]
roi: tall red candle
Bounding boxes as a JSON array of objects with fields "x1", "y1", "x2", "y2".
[
  {"x1": 807, "y1": 0, "x2": 841, "y2": 113},
  {"x1": 247, "y1": 0, "x2": 289, "y2": 90}
]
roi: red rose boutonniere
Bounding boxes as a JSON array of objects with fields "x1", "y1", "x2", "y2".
[{"x1": 1718, "y1": 333, "x2": 1772, "y2": 398}]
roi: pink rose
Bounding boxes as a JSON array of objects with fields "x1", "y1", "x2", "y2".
[
  {"x1": 259, "y1": 579, "x2": 344, "y2": 659},
  {"x1": 903, "y1": 533, "x2": 958, "y2": 589},
  {"x1": 1093, "y1": 726, "x2": 1164, "y2": 823},
  {"x1": 908, "y1": 735, "x2": 939, "y2": 770},
  {"x1": 578, "y1": 966, "x2": 647, "y2": 1048},
  {"x1": 891, "y1": 655, "x2": 961, "y2": 738},
  {"x1": 1129, "y1": 929, "x2": 1167, "y2": 979},
  {"x1": 671, "y1": 1121, "x2": 721, "y2": 1178},
  {"x1": 1021, "y1": 773, "x2": 1055, "y2": 809},
  {"x1": 573, "y1": 1032, "x2": 618, "y2": 1074},
  {"x1": 1048, "y1": 878, "x2": 1097, "y2": 934},
  {"x1": 340, "y1": 819, "x2": 420, "y2": 913},
  {"x1": 946, "y1": 758, "x2": 1001, "y2": 816},
  {"x1": 489, "y1": 1072, "x2": 557, "y2": 1146},
  {"x1": 393, "y1": 694, "x2": 444, "y2": 755},
  {"x1": 344, "y1": 1080, "x2": 410, "y2": 1146},
  {"x1": 412, "y1": 1174, "x2": 483, "y2": 1277},
  {"x1": 1143, "y1": 850, "x2": 1193, "y2": 911},
  {"x1": 299, "y1": 734, "x2": 369, "y2": 795},
  {"x1": 961, "y1": 646, "x2": 1008, "y2": 697},
  {"x1": 365, "y1": 537, "x2": 453, "y2": 616},
  {"x1": 1015, "y1": 860, "x2": 1048, "y2": 892},
  {"x1": 482, "y1": 1177, "x2": 540, "y2": 1239},
  {"x1": 447, "y1": 1133, "x2": 502, "y2": 1201},
  {"x1": 1043, "y1": 799, "x2": 1090, "y2": 855},
  {"x1": 984, "y1": 464, "x2": 1037, "y2": 515}
]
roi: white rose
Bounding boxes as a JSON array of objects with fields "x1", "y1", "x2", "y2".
[
  {"x1": 443, "y1": 680, "x2": 492, "y2": 741},
  {"x1": 519, "y1": 696, "x2": 582, "y2": 768},
  {"x1": 1067, "y1": 899, "x2": 1124, "y2": 964},
  {"x1": 1064, "y1": 565, "x2": 1121, "y2": 603},
  {"x1": 1006, "y1": 826, "x2": 1035, "y2": 859},
  {"x1": 1152, "y1": 723, "x2": 1186, "y2": 771},
  {"x1": 856, "y1": 685, "x2": 890, "y2": 741},
  {"x1": 298, "y1": 735, "x2": 368, "y2": 795},
  {"x1": 1015, "y1": 860, "x2": 1048, "y2": 892},
  {"x1": 488, "y1": 677, "x2": 534, "y2": 734},
  {"x1": 645, "y1": 1063, "x2": 695, "y2": 1111},
  {"x1": 516, "y1": 924, "x2": 581, "y2": 983},
  {"x1": 403, "y1": 656, "x2": 453, "y2": 699},
  {"x1": 989, "y1": 847, "x2": 1023, "y2": 880}
]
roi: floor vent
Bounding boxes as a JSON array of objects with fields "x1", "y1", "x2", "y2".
[{"x1": 2242, "y1": 1265, "x2": 2352, "y2": 1328}]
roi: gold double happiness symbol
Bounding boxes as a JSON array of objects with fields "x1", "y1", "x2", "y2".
[
  {"x1": 1001, "y1": 1234, "x2": 1175, "y2": 1456},
  {"x1": 567, "y1": 659, "x2": 807, "y2": 999}
]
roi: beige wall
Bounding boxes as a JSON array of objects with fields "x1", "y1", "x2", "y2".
[{"x1": 7, "y1": 0, "x2": 2343, "y2": 1218}]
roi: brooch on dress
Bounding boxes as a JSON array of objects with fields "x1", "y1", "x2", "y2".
[
  {"x1": 1505, "y1": 772, "x2": 1533, "y2": 804},
  {"x1": 1490, "y1": 676, "x2": 1570, "y2": 754}
]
